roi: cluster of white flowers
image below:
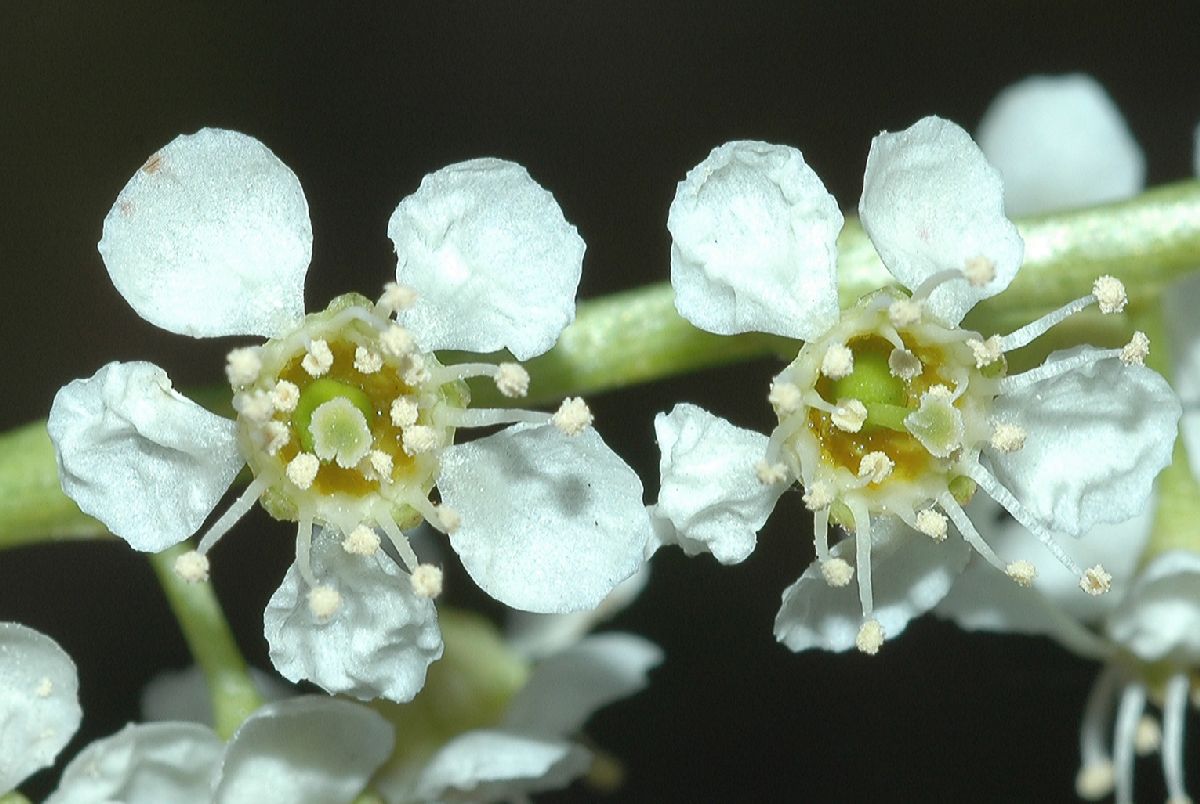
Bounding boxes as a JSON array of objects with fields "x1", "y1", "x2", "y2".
[
  {"x1": 653, "y1": 111, "x2": 1179, "y2": 656},
  {"x1": 47, "y1": 129, "x2": 654, "y2": 704}
]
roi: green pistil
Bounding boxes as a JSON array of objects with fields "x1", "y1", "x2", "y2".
[
  {"x1": 293, "y1": 378, "x2": 375, "y2": 453},
  {"x1": 831, "y1": 347, "x2": 908, "y2": 432}
]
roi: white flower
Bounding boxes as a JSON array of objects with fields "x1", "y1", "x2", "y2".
[
  {"x1": 0, "y1": 623, "x2": 81, "y2": 796},
  {"x1": 659, "y1": 116, "x2": 1179, "y2": 654},
  {"x1": 47, "y1": 129, "x2": 653, "y2": 702},
  {"x1": 48, "y1": 696, "x2": 393, "y2": 804}
]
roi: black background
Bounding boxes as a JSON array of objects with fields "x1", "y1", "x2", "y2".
[{"x1": 2, "y1": 3, "x2": 1199, "y2": 802}]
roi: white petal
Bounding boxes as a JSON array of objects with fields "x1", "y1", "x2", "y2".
[
  {"x1": 389, "y1": 159, "x2": 584, "y2": 360},
  {"x1": 140, "y1": 665, "x2": 294, "y2": 726},
  {"x1": 214, "y1": 697, "x2": 394, "y2": 804},
  {"x1": 667, "y1": 140, "x2": 843, "y2": 339},
  {"x1": 1163, "y1": 272, "x2": 1200, "y2": 481},
  {"x1": 47, "y1": 722, "x2": 223, "y2": 804},
  {"x1": 977, "y1": 74, "x2": 1144, "y2": 215},
  {"x1": 264, "y1": 528, "x2": 442, "y2": 703},
  {"x1": 505, "y1": 565, "x2": 650, "y2": 660},
  {"x1": 502, "y1": 633, "x2": 661, "y2": 738},
  {"x1": 936, "y1": 499, "x2": 1147, "y2": 656},
  {"x1": 0, "y1": 624, "x2": 81, "y2": 792},
  {"x1": 985, "y1": 347, "x2": 1180, "y2": 536},
  {"x1": 653, "y1": 403, "x2": 784, "y2": 564},
  {"x1": 411, "y1": 730, "x2": 589, "y2": 802},
  {"x1": 859, "y1": 116, "x2": 1023, "y2": 324},
  {"x1": 47, "y1": 361, "x2": 244, "y2": 551},
  {"x1": 99, "y1": 128, "x2": 310, "y2": 338},
  {"x1": 774, "y1": 518, "x2": 972, "y2": 652},
  {"x1": 1105, "y1": 551, "x2": 1200, "y2": 665},
  {"x1": 441, "y1": 423, "x2": 652, "y2": 614}
]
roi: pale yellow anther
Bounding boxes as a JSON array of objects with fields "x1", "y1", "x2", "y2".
[
  {"x1": 235, "y1": 390, "x2": 274, "y2": 423},
  {"x1": 354, "y1": 346, "x2": 383, "y2": 374},
  {"x1": 410, "y1": 564, "x2": 444, "y2": 598},
  {"x1": 403, "y1": 353, "x2": 431, "y2": 385},
  {"x1": 1120, "y1": 331, "x2": 1150, "y2": 366},
  {"x1": 888, "y1": 298, "x2": 922, "y2": 328},
  {"x1": 390, "y1": 396, "x2": 419, "y2": 428},
  {"x1": 341, "y1": 525, "x2": 381, "y2": 556},
  {"x1": 964, "y1": 255, "x2": 996, "y2": 287},
  {"x1": 966, "y1": 335, "x2": 1003, "y2": 368},
  {"x1": 888, "y1": 348, "x2": 922, "y2": 381},
  {"x1": 1080, "y1": 564, "x2": 1113, "y2": 596},
  {"x1": 263, "y1": 421, "x2": 291, "y2": 456},
  {"x1": 915, "y1": 508, "x2": 948, "y2": 541},
  {"x1": 821, "y1": 343, "x2": 854, "y2": 380},
  {"x1": 1075, "y1": 762, "x2": 1115, "y2": 800},
  {"x1": 1134, "y1": 714, "x2": 1161, "y2": 755},
  {"x1": 173, "y1": 550, "x2": 210, "y2": 583},
  {"x1": 855, "y1": 619, "x2": 885, "y2": 655},
  {"x1": 225, "y1": 347, "x2": 262, "y2": 387},
  {"x1": 1093, "y1": 275, "x2": 1128, "y2": 314},
  {"x1": 495, "y1": 363, "x2": 530, "y2": 398},
  {"x1": 858, "y1": 451, "x2": 893, "y2": 484},
  {"x1": 302, "y1": 339, "x2": 334, "y2": 377},
  {"x1": 286, "y1": 453, "x2": 320, "y2": 489},
  {"x1": 990, "y1": 422, "x2": 1027, "y2": 453},
  {"x1": 380, "y1": 324, "x2": 416, "y2": 357},
  {"x1": 270, "y1": 380, "x2": 300, "y2": 413},
  {"x1": 34, "y1": 678, "x2": 53, "y2": 698},
  {"x1": 436, "y1": 505, "x2": 461, "y2": 534},
  {"x1": 307, "y1": 585, "x2": 342, "y2": 620},
  {"x1": 831, "y1": 399, "x2": 868, "y2": 433},
  {"x1": 1005, "y1": 560, "x2": 1037, "y2": 587},
  {"x1": 368, "y1": 449, "x2": 393, "y2": 479},
  {"x1": 552, "y1": 397, "x2": 594, "y2": 436},
  {"x1": 820, "y1": 558, "x2": 854, "y2": 587},
  {"x1": 768, "y1": 380, "x2": 804, "y2": 416},
  {"x1": 378, "y1": 282, "x2": 418, "y2": 314},
  {"x1": 402, "y1": 425, "x2": 440, "y2": 456},
  {"x1": 802, "y1": 481, "x2": 834, "y2": 511},
  {"x1": 755, "y1": 459, "x2": 788, "y2": 485}
]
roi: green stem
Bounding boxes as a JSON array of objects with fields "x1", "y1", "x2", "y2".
[{"x1": 148, "y1": 545, "x2": 262, "y2": 739}]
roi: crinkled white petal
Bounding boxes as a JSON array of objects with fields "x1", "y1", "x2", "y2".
[
  {"x1": 859, "y1": 116, "x2": 1023, "y2": 324},
  {"x1": 936, "y1": 499, "x2": 1147, "y2": 658},
  {"x1": 264, "y1": 528, "x2": 442, "y2": 703},
  {"x1": 667, "y1": 140, "x2": 843, "y2": 339},
  {"x1": 653, "y1": 403, "x2": 785, "y2": 564},
  {"x1": 441, "y1": 423, "x2": 652, "y2": 614},
  {"x1": 1163, "y1": 272, "x2": 1200, "y2": 481},
  {"x1": 977, "y1": 74, "x2": 1144, "y2": 216},
  {"x1": 1105, "y1": 551, "x2": 1200, "y2": 665},
  {"x1": 140, "y1": 665, "x2": 294, "y2": 726},
  {"x1": 47, "y1": 722, "x2": 223, "y2": 804},
  {"x1": 0, "y1": 624, "x2": 81, "y2": 792},
  {"x1": 214, "y1": 696, "x2": 393, "y2": 804},
  {"x1": 388, "y1": 158, "x2": 584, "y2": 360},
  {"x1": 774, "y1": 518, "x2": 972, "y2": 652},
  {"x1": 47, "y1": 361, "x2": 244, "y2": 551},
  {"x1": 505, "y1": 565, "x2": 650, "y2": 660},
  {"x1": 99, "y1": 128, "x2": 310, "y2": 338},
  {"x1": 985, "y1": 347, "x2": 1180, "y2": 537},
  {"x1": 503, "y1": 633, "x2": 661, "y2": 738},
  {"x1": 410, "y1": 730, "x2": 590, "y2": 803}
]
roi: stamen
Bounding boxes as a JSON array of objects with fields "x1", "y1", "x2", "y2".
[
  {"x1": 1080, "y1": 565, "x2": 1112, "y2": 596},
  {"x1": 1134, "y1": 715, "x2": 1161, "y2": 755},
  {"x1": 812, "y1": 507, "x2": 831, "y2": 562},
  {"x1": 441, "y1": 407, "x2": 549, "y2": 431},
  {"x1": 821, "y1": 558, "x2": 854, "y2": 587},
  {"x1": 857, "y1": 451, "x2": 894, "y2": 484},
  {"x1": 495, "y1": 363, "x2": 531, "y2": 398},
  {"x1": 402, "y1": 425, "x2": 441, "y2": 456},
  {"x1": 966, "y1": 336, "x2": 1003, "y2": 368},
  {"x1": 1120, "y1": 331, "x2": 1149, "y2": 366},
  {"x1": 915, "y1": 508, "x2": 948, "y2": 541},
  {"x1": 821, "y1": 344, "x2": 854, "y2": 379},
  {"x1": 403, "y1": 353, "x2": 431, "y2": 385},
  {"x1": 367, "y1": 450, "x2": 393, "y2": 480},
  {"x1": 909, "y1": 268, "x2": 968, "y2": 302},
  {"x1": 552, "y1": 397, "x2": 593, "y2": 435},
  {"x1": 989, "y1": 422, "x2": 1026, "y2": 453},
  {"x1": 410, "y1": 564, "x2": 443, "y2": 598},
  {"x1": 938, "y1": 492, "x2": 1010, "y2": 576},
  {"x1": 998, "y1": 347, "x2": 1128, "y2": 396},
  {"x1": 1162, "y1": 673, "x2": 1191, "y2": 804},
  {"x1": 802, "y1": 480, "x2": 834, "y2": 511},
  {"x1": 1078, "y1": 665, "x2": 1121, "y2": 801},
  {"x1": 233, "y1": 390, "x2": 274, "y2": 422},
  {"x1": 855, "y1": 619, "x2": 884, "y2": 655},
  {"x1": 195, "y1": 478, "x2": 269, "y2": 555},
  {"x1": 307, "y1": 586, "x2": 341, "y2": 620},
  {"x1": 270, "y1": 381, "x2": 300, "y2": 413},
  {"x1": 173, "y1": 550, "x2": 210, "y2": 582},
  {"x1": 831, "y1": 399, "x2": 867, "y2": 433},
  {"x1": 1093, "y1": 275, "x2": 1128, "y2": 314},
  {"x1": 768, "y1": 380, "x2": 805, "y2": 416},
  {"x1": 390, "y1": 396, "x2": 419, "y2": 427},
  {"x1": 436, "y1": 505, "x2": 461, "y2": 533},
  {"x1": 848, "y1": 499, "x2": 875, "y2": 624},
  {"x1": 353, "y1": 346, "x2": 383, "y2": 374},
  {"x1": 963, "y1": 256, "x2": 996, "y2": 287},
  {"x1": 302, "y1": 339, "x2": 334, "y2": 377},
  {"x1": 888, "y1": 348, "x2": 922, "y2": 380},
  {"x1": 1113, "y1": 683, "x2": 1147, "y2": 804},
  {"x1": 376, "y1": 509, "x2": 419, "y2": 571},
  {"x1": 263, "y1": 421, "x2": 291, "y2": 456},
  {"x1": 888, "y1": 298, "x2": 922, "y2": 328},
  {"x1": 225, "y1": 347, "x2": 262, "y2": 387},
  {"x1": 1005, "y1": 560, "x2": 1037, "y2": 588},
  {"x1": 342, "y1": 524, "x2": 381, "y2": 556},
  {"x1": 755, "y1": 460, "x2": 788, "y2": 485},
  {"x1": 379, "y1": 324, "x2": 416, "y2": 357},
  {"x1": 378, "y1": 282, "x2": 418, "y2": 315},
  {"x1": 286, "y1": 453, "x2": 320, "y2": 490}
]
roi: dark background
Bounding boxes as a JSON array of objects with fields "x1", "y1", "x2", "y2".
[{"x1": 3, "y1": 3, "x2": 1199, "y2": 802}]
